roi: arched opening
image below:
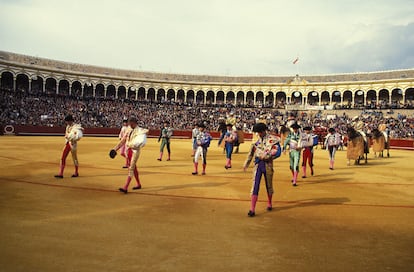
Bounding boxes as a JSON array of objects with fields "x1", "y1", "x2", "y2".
[
  {"x1": 186, "y1": 90, "x2": 194, "y2": 104},
  {"x1": 265, "y1": 92, "x2": 274, "y2": 107},
  {"x1": 216, "y1": 91, "x2": 225, "y2": 104},
  {"x1": 291, "y1": 91, "x2": 302, "y2": 104},
  {"x1": 138, "y1": 87, "x2": 146, "y2": 101},
  {"x1": 343, "y1": 90, "x2": 353, "y2": 107},
  {"x1": 321, "y1": 91, "x2": 330, "y2": 105},
  {"x1": 405, "y1": 88, "x2": 414, "y2": 106},
  {"x1": 0, "y1": 71, "x2": 14, "y2": 90},
  {"x1": 206, "y1": 91, "x2": 215, "y2": 104},
  {"x1": 246, "y1": 91, "x2": 254, "y2": 106},
  {"x1": 354, "y1": 90, "x2": 364, "y2": 107},
  {"x1": 167, "y1": 89, "x2": 175, "y2": 102},
  {"x1": 307, "y1": 91, "x2": 319, "y2": 105},
  {"x1": 95, "y1": 84, "x2": 105, "y2": 98},
  {"x1": 118, "y1": 86, "x2": 127, "y2": 99},
  {"x1": 196, "y1": 90, "x2": 205, "y2": 104},
  {"x1": 391, "y1": 88, "x2": 403, "y2": 106},
  {"x1": 147, "y1": 88, "x2": 155, "y2": 101},
  {"x1": 177, "y1": 89, "x2": 185, "y2": 103},
  {"x1": 275, "y1": 92, "x2": 286, "y2": 108},
  {"x1": 332, "y1": 91, "x2": 341, "y2": 104},
  {"x1": 106, "y1": 85, "x2": 116, "y2": 99},
  {"x1": 31, "y1": 76, "x2": 44, "y2": 94},
  {"x1": 226, "y1": 91, "x2": 235, "y2": 104},
  {"x1": 45, "y1": 78, "x2": 57, "y2": 94},
  {"x1": 58, "y1": 79, "x2": 70, "y2": 96},
  {"x1": 71, "y1": 81, "x2": 82, "y2": 97},
  {"x1": 16, "y1": 74, "x2": 29, "y2": 93},
  {"x1": 128, "y1": 87, "x2": 136, "y2": 100},
  {"x1": 236, "y1": 91, "x2": 244, "y2": 105},
  {"x1": 157, "y1": 89, "x2": 165, "y2": 102},
  {"x1": 256, "y1": 91, "x2": 264, "y2": 105},
  {"x1": 366, "y1": 90, "x2": 377, "y2": 108},
  {"x1": 378, "y1": 89, "x2": 389, "y2": 107}
]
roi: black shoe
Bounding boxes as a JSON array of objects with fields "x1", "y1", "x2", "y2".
[
  {"x1": 54, "y1": 175, "x2": 63, "y2": 178},
  {"x1": 192, "y1": 172, "x2": 198, "y2": 175},
  {"x1": 302, "y1": 176, "x2": 306, "y2": 178},
  {"x1": 311, "y1": 169, "x2": 314, "y2": 176},
  {"x1": 122, "y1": 165, "x2": 129, "y2": 169},
  {"x1": 293, "y1": 183, "x2": 298, "y2": 187},
  {"x1": 224, "y1": 165, "x2": 228, "y2": 170},
  {"x1": 248, "y1": 210, "x2": 255, "y2": 217},
  {"x1": 329, "y1": 167, "x2": 333, "y2": 170},
  {"x1": 267, "y1": 206, "x2": 273, "y2": 211},
  {"x1": 157, "y1": 158, "x2": 162, "y2": 161},
  {"x1": 71, "y1": 174, "x2": 79, "y2": 178},
  {"x1": 132, "y1": 185, "x2": 141, "y2": 190},
  {"x1": 118, "y1": 188, "x2": 127, "y2": 194},
  {"x1": 202, "y1": 172, "x2": 206, "y2": 175}
]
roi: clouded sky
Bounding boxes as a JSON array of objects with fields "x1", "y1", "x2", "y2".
[{"x1": 0, "y1": 0, "x2": 413, "y2": 76}]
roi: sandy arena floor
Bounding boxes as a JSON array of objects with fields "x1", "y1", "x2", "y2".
[{"x1": 0, "y1": 136, "x2": 413, "y2": 272}]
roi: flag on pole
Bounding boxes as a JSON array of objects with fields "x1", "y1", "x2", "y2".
[{"x1": 293, "y1": 57, "x2": 299, "y2": 64}]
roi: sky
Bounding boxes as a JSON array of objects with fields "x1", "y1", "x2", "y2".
[{"x1": 0, "y1": 0, "x2": 413, "y2": 76}]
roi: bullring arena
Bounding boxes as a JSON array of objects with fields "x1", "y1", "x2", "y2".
[{"x1": 0, "y1": 51, "x2": 414, "y2": 272}]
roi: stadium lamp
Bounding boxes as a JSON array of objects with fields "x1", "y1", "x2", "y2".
[
  {"x1": 293, "y1": 91, "x2": 301, "y2": 97},
  {"x1": 334, "y1": 91, "x2": 340, "y2": 96},
  {"x1": 31, "y1": 75, "x2": 38, "y2": 80},
  {"x1": 357, "y1": 90, "x2": 363, "y2": 95},
  {"x1": 311, "y1": 91, "x2": 318, "y2": 97},
  {"x1": 130, "y1": 87, "x2": 135, "y2": 91},
  {"x1": 397, "y1": 89, "x2": 403, "y2": 94}
]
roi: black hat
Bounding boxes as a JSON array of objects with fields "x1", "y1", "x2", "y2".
[
  {"x1": 253, "y1": 123, "x2": 267, "y2": 132},
  {"x1": 122, "y1": 119, "x2": 128, "y2": 123},
  {"x1": 128, "y1": 116, "x2": 138, "y2": 123},
  {"x1": 198, "y1": 123, "x2": 206, "y2": 128},
  {"x1": 303, "y1": 126, "x2": 312, "y2": 131},
  {"x1": 226, "y1": 123, "x2": 233, "y2": 127},
  {"x1": 328, "y1": 127, "x2": 335, "y2": 133},
  {"x1": 64, "y1": 115, "x2": 74, "y2": 122},
  {"x1": 291, "y1": 123, "x2": 301, "y2": 129},
  {"x1": 164, "y1": 121, "x2": 170, "y2": 124}
]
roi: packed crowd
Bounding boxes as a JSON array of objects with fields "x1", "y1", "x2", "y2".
[{"x1": 1, "y1": 89, "x2": 413, "y2": 138}]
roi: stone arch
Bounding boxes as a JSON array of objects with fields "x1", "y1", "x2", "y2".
[
  {"x1": 405, "y1": 88, "x2": 414, "y2": 104},
  {"x1": 321, "y1": 91, "x2": 330, "y2": 104},
  {"x1": 206, "y1": 91, "x2": 215, "y2": 104},
  {"x1": 107, "y1": 85, "x2": 116, "y2": 98},
  {"x1": 31, "y1": 76, "x2": 44, "y2": 94},
  {"x1": 71, "y1": 81, "x2": 82, "y2": 97},
  {"x1": 177, "y1": 89, "x2": 185, "y2": 102},
  {"x1": 308, "y1": 91, "x2": 319, "y2": 105},
  {"x1": 391, "y1": 88, "x2": 403, "y2": 103},
  {"x1": 45, "y1": 78, "x2": 57, "y2": 94},
  {"x1": 354, "y1": 90, "x2": 364, "y2": 106},
  {"x1": 332, "y1": 91, "x2": 341, "y2": 103},
  {"x1": 226, "y1": 91, "x2": 235, "y2": 104},
  {"x1": 157, "y1": 89, "x2": 166, "y2": 102},
  {"x1": 147, "y1": 88, "x2": 156, "y2": 101},
  {"x1": 196, "y1": 90, "x2": 205, "y2": 104},
  {"x1": 343, "y1": 90, "x2": 353, "y2": 106},
  {"x1": 216, "y1": 91, "x2": 225, "y2": 104},
  {"x1": 186, "y1": 90, "x2": 195, "y2": 103},
  {"x1": 0, "y1": 71, "x2": 14, "y2": 90},
  {"x1": 167, "y1": 89, "x2": 175, "y2": 102},
  {"x1": 16, "y1": 74, "x2": 29, "y2": 92},
  {"x1": 83, "y1": 82, "x2": 94, "y2": 97},
  {"x1": 275, "y1": 91, "x2": 286, "y2": 108},
  {"x1": 379, "y1": 89, "x2": 389, "y2": 103},
  {"x1": 58, "y1": 79, "x2": 70, "y2": 96},
  {"x1": 256, "y1": 91, "x2": 264, "y2": 105},
  {"x1": 118, "y1": 86, "x2": 127, "y2": 99},
  {"x1": 236, "y1": 91, "x2": 245, "y2": 105},
  {"x1": 246, "y1": 91, "x2": 254, "y2": 106},
  {"x1": 95, "y1": 84, "x2": 105, "y2": 98},
  {"x1": 291, "y1": 91, "x2": 302, "y2": 104},
  {"x1": 138, "y1": 87, "x2": 146, "y2": 100},
  {"x1": 128, "y1": 87, "x2": 136, "y2": 100}
]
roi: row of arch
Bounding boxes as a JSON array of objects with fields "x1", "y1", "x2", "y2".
[{"x1": 1, "y1": 71, "x2": 413, "y2": 106}]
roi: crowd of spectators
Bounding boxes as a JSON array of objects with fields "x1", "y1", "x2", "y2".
[{"x1": 1, "y1": 88, "x2": 413, "y2": 139}]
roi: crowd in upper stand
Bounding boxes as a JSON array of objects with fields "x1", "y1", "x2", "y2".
[{"x1": 1, "y1": 88, "x2": 413, "y2": 139}]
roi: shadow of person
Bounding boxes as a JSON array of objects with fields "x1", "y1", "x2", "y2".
[
  {"x1": 143, "y1": 181, "x2": 231, "y2": 193},
  {"x1": 273, "y1": 197, "x2": 351, "y2": 212}
]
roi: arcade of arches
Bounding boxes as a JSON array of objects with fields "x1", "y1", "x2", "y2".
[{"x1": 1, "y1": 71, "x2": 413, "y2": 108}]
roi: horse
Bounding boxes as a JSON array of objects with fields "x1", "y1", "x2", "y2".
[
  {"x1": 371, "y1": 128, "x2": 390, "y2": 158},
  {"x1": 346, "y1": 127, "x2": 368, "y2": 165}
]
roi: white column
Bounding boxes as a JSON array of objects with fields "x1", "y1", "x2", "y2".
[{"x1": 56, "y1": 81, "x2": 59, "y2": 94}]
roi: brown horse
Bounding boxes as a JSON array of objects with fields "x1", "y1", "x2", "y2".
[
  {"x1": 346, "y1": 127, "x2": 368, "y2": 165},
  {"x1": 371, "y1": 129, "x2": 390, "y2": 158}
]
